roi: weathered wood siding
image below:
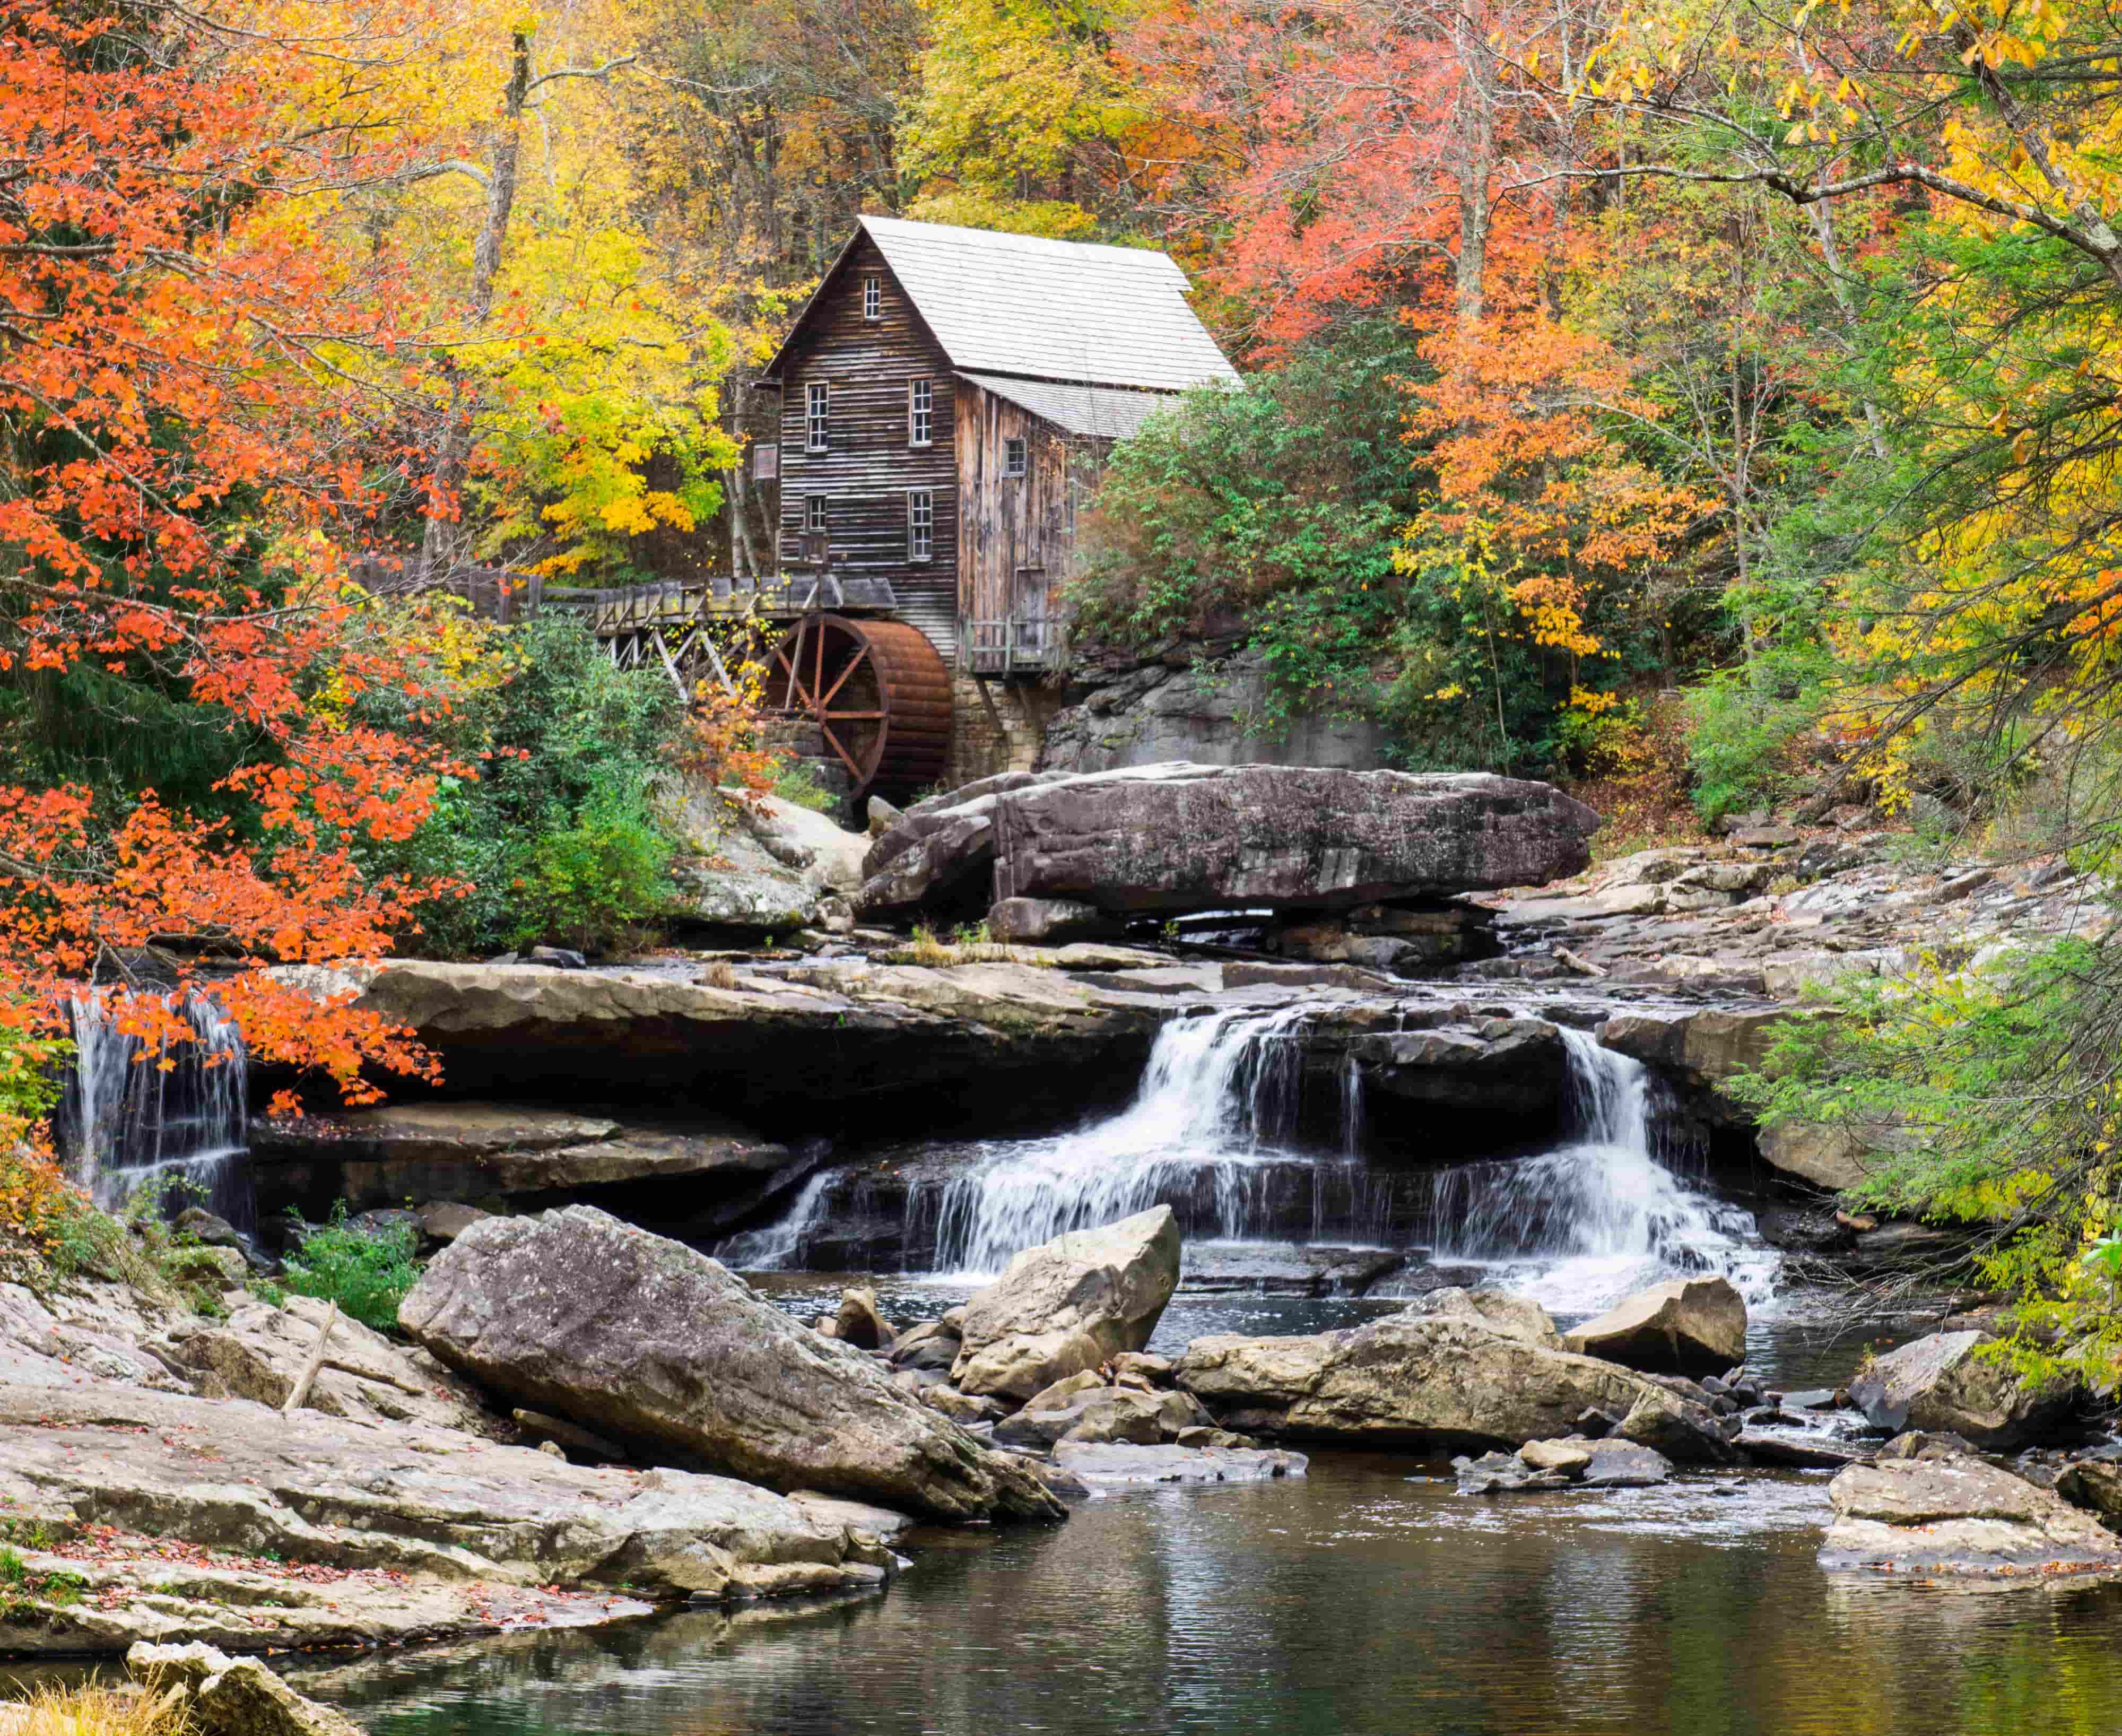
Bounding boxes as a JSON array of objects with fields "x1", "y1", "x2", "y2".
[
  {"x1": 775, "y1": 234, "x2": 959, "y2": 653},
  {"x1": 955, "y1": 380, "x2": 1100, "y2": 643}
]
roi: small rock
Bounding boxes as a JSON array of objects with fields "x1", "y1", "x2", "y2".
[
  {"x1": 886, "y1": 1321, "x2": 961, "y2": 1373},
  {"x1": 1455, "y1": 1451, "x2": 1575, "y2": 1495},
  {"x1": 527, "y1": 945, "x2": 589, "y2": 969},
  {"x1": 1175, "y1": 1426, "x2": 1257, "y2": 1449},
  {"x1": 1580, "y1": 1439, "x2": 1671, "y2": 1488},
  {"x1": 1847, "y1": 1331, "x2": 2073, "y2": 1450},
  {"x1": 1022, "y1": 1369, "x2": 1106, "y2": 1412},
  {"x1": 1111, "y1": 1351, "x2": 1175, "y2": 1386},
  {"x1": 415, "y1": 1201, "x2": 491, "y2": 1244},
  {"x1": 512, "y1": 1409, "x2": 624, "y2": 1460},
  {"x1": 921, "y1": 1386, "x2": 1007, "y2": 1425},
  {"x1": 1564, "y1": 1276, "x2": 1748, "y2": 1375},
  {"x1": 834, "y1": 1287, "x2": 895, "y2": 1351},
  {"x1": 1879, "y1": 1429, "x2": 1980, "y2": 1461},
  {"x1": 174, "y1": 1208, "x2": 243, "y2": 1249},
  {"x1": 196, "y1": 1654, "x2": 368, "y2": 1736},
  {"x1": 1519, "y1": 1438, "x2": 1593, "y2": 1475},
  {"x1": 537, "y1": 1439, "x2": 567, "y2": 1460}
]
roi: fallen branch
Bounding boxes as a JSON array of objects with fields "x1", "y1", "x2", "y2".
[{"x1": 283, "y1": 1302, "x2": 340, "y2": 1415}]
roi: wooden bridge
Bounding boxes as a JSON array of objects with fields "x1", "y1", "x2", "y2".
[{"x1": 355, "y1": 557, "x2": 950, "y2": 797}]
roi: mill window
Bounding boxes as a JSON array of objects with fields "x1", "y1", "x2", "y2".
[
  {"x1": 806, "y1": 494, "x2": 828, "y2": 533},
  {"x1": 863, "y1": 275, "x2": 881, "y2": 320},
  {"x1": 1004, "y1": 437, "x2": 1027, "y2": 478},
  {"x1": 908, "y1": 489, "x2": 934, "y2": 563},
  {"x1": 909, "y1": 379, "x2": 933, "y2": 448},
  {"x1": 805, "y1": 381, "x2": 829, "y2": 452}
]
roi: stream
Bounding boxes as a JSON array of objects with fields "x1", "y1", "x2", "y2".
[
  {"x1": 37, "y1": 1000, "x2": 2122, "y2": 1733},
  {"x1": 284, "y1": 1005, "x2": 2122, "y2": 1736}
]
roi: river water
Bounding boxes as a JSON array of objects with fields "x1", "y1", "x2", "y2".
[
  {"x1": 29, "y1": 1005, "x2": 2120, "y2": 1732},
  {"x1": 292, "y1": 1389, "x2": 2122, "y2": 1736},
  {"x1": 283, "y1": 1009, "x2": 2122, "y2": 1735}
]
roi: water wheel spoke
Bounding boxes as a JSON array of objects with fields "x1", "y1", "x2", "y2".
[
  {"x1": 816, "y1": 643, "x2": 872, "y2": 712},
  {"x1": 816, "y1": 718, "x2": 864, "y2": 782},
  {"x1": 771, "y1": 628, "x2": 815, "y2": 712}
]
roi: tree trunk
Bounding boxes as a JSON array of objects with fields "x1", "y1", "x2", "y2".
[
  {"x1": 1452, "y1": 14, "x2": 1498, "y2": 329},
  {"x1": 418, "y1": 32, "x2": 533, "y2": 585}
]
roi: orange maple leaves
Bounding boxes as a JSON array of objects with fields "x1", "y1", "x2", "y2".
[{"x1": 0, "y1": 9, "x2": 456, "y2": 1110}]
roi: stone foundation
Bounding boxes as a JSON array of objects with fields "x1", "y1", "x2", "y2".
[{"x1": 943, "y1": 673, "x2": 1068, "y2": 791}]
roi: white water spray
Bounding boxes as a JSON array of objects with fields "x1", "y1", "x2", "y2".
[
  {"x1": 60, "y1": 989, "x2": 253, "y2": 1230},
  {"x1": 1404, "y1": 1027, "x2": 1776, "y2": 1315},
  {"x1": 721, "y1": 1007, "x2": 1405, "y2": 1274}
]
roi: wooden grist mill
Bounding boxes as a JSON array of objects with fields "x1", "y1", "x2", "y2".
[{"x1": 760, "y1": 611, "x2": 951, "y2": 797}]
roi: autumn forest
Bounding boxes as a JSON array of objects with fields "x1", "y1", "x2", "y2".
[{"x1": 8, "y1": 0, "x2": 2122, "y2": 1359}]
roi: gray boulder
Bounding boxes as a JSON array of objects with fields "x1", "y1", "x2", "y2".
[
  {"x1": 399, "y1": 1206, "x2": 1063, "y2": 1523},
  {"x1": 249, "y1": 1101, "x2": 794, "y2": 1212},
  {"x1": 131, "y1": 1645, "x2": 366, "y2": 1736},
  {"x1": 1846, "y1": 1330, "x2": 2072, "y2": 1449},
  {"x1": 1050, "y1": 1440, "x2": 1307, "y2": 1487},
  {"x1": 1821, "y1": 1453, "x2": 2122, "y2": 1577},
  {"x1": 1564, "y1": 1277, "x2": 1749, "y2": 1375},
  {"x1": 1391, "y1": 1288, "x2": 1563, "y2": 1347},
  {"x1": 952, "y1": 1207, "x2": 1183, "y2": 1400},
  {"x1": 1175, "y1": 1312, "x2": 1736, "y2": 1461},
  {"x1": 858, "y1": 763, "x2": 1598, "y2": 918}
]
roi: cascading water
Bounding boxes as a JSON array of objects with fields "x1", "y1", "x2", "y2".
[
  {"x1": 720, "y1": 1006, "x2": 1412, "y2": 1275},
  {"x1": 719, "y1": 1004, "x2": 1778, "y2": 1317},
  {"x1": 56, "y1": 988, "x2": 254, "y2": 1231},
  {"x1": 1395, "y1": 1027, "x2": 1776, "y2": 1315}
]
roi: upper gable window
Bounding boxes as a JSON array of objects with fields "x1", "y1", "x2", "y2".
[
  {"x1": 863, "y1": 275, "x2": 881, "y2": 321},
  {"x1": 909, "y1": 379, "x2": 933, "y2": 448},
  {"x1": 1004, "y1": 437, "x2": 1027, "y2": 478},
  {"x1": 806, "y1": 381, "x2": 829, "y2": 453}
]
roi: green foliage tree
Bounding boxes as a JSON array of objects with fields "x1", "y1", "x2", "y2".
[{"x1": 362, "y1": 613, "x2": 684, "y2": 957}]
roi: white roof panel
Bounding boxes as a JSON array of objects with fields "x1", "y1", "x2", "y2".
[
  {"x1": 860, "y1": 216, "x2": 1239, "y2": 393},
  {"x1": 958, "y1": 374, "x2": 1196, "y2": 439}
]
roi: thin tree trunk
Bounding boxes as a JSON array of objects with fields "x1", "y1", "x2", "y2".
[{"x1": 419, "y1": 32, "x2": 533, "y2": 584}]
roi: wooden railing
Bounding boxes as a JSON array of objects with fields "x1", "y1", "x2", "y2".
[
  {"x1": 352, "y1": 555, "x2": 896, "y2": 635},
  {"x1": 959, "y1": 615, "x2": 1065, "y2": 675}
]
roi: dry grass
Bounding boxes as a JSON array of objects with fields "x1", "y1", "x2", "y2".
[{"x1": 0, "y1": 1682, "x2": 189, "y2": 1736}]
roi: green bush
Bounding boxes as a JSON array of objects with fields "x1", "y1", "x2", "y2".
[
  {"x1": 770, "y1": 758, "x2": 841, "y2": 813},
  {"x1": 508, "y1": 778, "x2": 675, "y2": 954},
  {"x1": 1682, "y1": 657, "x2": 1829, "y2": 823},
  {"x1": 359, "y1": 613, "x2": 683, "y2": 957},
  {"x1": 277, "y1": 1203, "x2": 421, "y2": 1331}
]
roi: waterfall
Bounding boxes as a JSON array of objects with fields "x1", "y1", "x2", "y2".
[
  {"x1": 1404, "y1": 1027, "x2": 1774, "y2": 1313},
  {"x1": 715, "y1": 1006, "x2": 1777, "y2": 1314},
  {"x1": 57, "y1": 988, "x2": 254, "y2": 1231},
  {"x1": 1340, "y1": 1051, "x2": 1364, "y2": 1159},
  {"x1": 718, "y1": 1006, "x2": 1410, "y2": 1275}
]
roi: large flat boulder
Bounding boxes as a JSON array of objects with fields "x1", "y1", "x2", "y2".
[
  {"x1": 1820, "y1": 1453, "x2": 2122, "y2": 1578},
  {"x1": 952, "y1": 1207, "x2": 1184, "y2": 1400},
  {"x1": 399, "y1": 1206, "x2": 1063, "y2": 1523},
  {"x1": 0, "y1": 1382, "x2": 897, "y2": 1655},
  {"x1": 274, "y1": 958, "x2": 1163, "y2": 1097},
  {"x1": 1564, "y1": 1277, "x2": 1747, "y2": 1375},
  {"x1": 1846, "y1": 1330, "x2": 2072, "y2": 1449},
  {"x1": 1173, "y1": 1311, "x2": 1738, "y2": 1460},
  {"x1": 249, "y1": 1102, "x2": 795, "y2": 1210},
  {"x1": 858, "y1": 763, "x2": 1598, "y2": 918}
]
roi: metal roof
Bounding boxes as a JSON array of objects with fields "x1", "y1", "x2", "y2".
[
  {"x1": 958, "y1": 373, "x2": 1194, "y2": 439},
  {"x1": 855, "y1": 216, "x2": 1238, "y2": 393}
]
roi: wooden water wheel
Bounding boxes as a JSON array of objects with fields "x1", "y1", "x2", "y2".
[{"x1": 762, "y1": 613, "x2": 951, "y2": 796}]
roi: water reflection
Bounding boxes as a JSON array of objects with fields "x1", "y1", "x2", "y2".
[{"x1": 291, "y1": 1455, "x2": 2122, "y2": 1736}]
